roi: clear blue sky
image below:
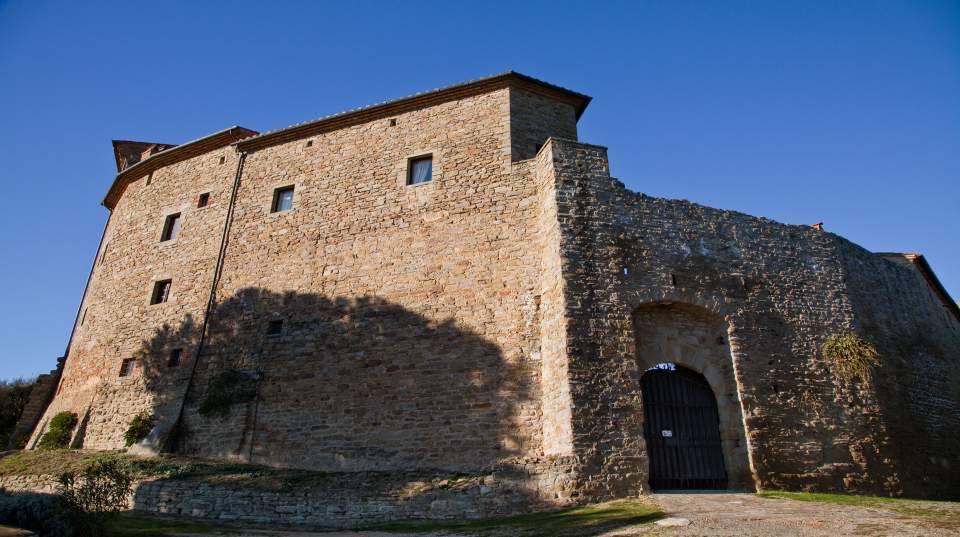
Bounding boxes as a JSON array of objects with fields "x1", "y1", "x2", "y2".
[{"x1": 1, "y1": 1, "x2": 957, "y2": 380}]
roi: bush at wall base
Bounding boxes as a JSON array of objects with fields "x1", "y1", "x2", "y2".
[{"x1": 37, "y1": 411, "x2": 78, "y2": 450}]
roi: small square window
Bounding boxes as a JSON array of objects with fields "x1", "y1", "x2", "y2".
[
  {"x1": 119, "y1": 358, "x2": 136, "y2": 377},
  {"x1": 168, "y1": 348, "x2": 183, "y2": 367},
  {"x1": 218, "y1": 156, "x2": 226, "y2": 165},
  {"x1": 305, "y1": 140, "x2": 313, "y2": 148},
  {"x1": 151, "y1": 279, "x2": 172, "y2": 305},
  {"x1": 271, "y1": 186, "x2": 294, "y2": 213},
  {"x1": 198, "y1": 193, "x2": 210, "y2": 208},
  {"x1": 266, "y1": 320, "x2": 283, "y2": 336},
  {"x1": 160, "y1": 213, "x2": 181, "y2": 242},
  {"x1": 408, "y1": 155, "x2": 432, "y2": 185}
]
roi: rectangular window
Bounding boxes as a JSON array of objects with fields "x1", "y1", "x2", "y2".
[
  {"x1": 160, "y1": 213, "x2": 181, "y2": 242},
  {"x1": 119, "y1": 358, "x2": 136, "y2": 377},
  {"x1": 197, "y1": 193, "x2": 210, "y2": 208},
  {"x1": 408, "y1": 155, "x2": 433, "y2": 185},
  {"x1": 151, "y1": 279, "x2": 172, "y2": 305},
  {"x1": 168, "y1": 348, "x2": 182, "y2": 367},
  {"x1": 266, "y1": 319, "x2": 283, "y2": 336},
  {"x1": 100, "y1": 243, "x2": 109, "y2": 265},
  {"x1": 271, "y1": 186, "x2": 294, "y2": 213}
]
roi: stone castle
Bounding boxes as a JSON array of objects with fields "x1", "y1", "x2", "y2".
[{"x1": 20, "y1": 72, "x2": 960, "y2": 505}]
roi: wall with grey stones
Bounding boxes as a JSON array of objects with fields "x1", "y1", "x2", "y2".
[{"x1": 538, "y1": 136, "x2": 960, "y2": 500}]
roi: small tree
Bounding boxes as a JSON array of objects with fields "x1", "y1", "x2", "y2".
[
  {"x1": 37, "y1": 411, "x2": 78, "y2": 449},
  {"x1": 57, "y1": 458, "x2": 133, "y2": 534}
]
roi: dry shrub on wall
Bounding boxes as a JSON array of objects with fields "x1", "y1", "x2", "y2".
[{"x1": 822, "y1": 332, "x2": 881, "y2": 384}]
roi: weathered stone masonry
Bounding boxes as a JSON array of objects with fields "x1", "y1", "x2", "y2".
[{"x1": 25, "y1": 72, "x2": 960, "y2": 520}]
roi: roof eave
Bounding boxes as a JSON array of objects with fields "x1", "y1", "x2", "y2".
[
  {"x1": 102, "y1": 126, "x2": 258, "y2": 209},
  {"x1": 234, "y1": 71, "x2": 591, "y2": 154}
]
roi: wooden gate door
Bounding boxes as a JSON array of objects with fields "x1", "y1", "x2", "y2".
[{"x1": 641, "y1": 366, "x2": 728, "y2": 489}]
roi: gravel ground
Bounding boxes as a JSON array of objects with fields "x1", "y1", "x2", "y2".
[{"x1": 637, "y1": 492, "x2": 960, "y2": 537}]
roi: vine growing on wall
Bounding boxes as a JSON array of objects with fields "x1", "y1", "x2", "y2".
[
  {"x1": 822, "y1": 332, "x2": 880, "y2": 384},
  {"x1": 37, "y1": 411, "x2": 78, "y2": 449},
  {"x1": 199, "y1": 369, "x2": 259, "y2": 418},
  {"x1": 123, "y1": 413, "x2": 156, "y2": 447}
]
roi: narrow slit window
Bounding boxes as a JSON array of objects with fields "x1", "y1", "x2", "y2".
[
  {"x1": 160, "y1": 213, "x2": 181, "y2": 242},
  {"x1": 168, "y1": 348, "x2": 183, "y2": 367},
  {"x1": 100, "y1": 243, "x2": 108, "y2": 265},
  {"x1": 271, "y1": 186, "x2": 295, "y2": 213},
  {"x1": 407, "y1": 155, "x2": 433, "y2": 185},
  {"x1": 197, "y1": 193, "x2": 210, "y2": 208},
  {"x1": 151, "y1": 279, "x2": 172, "y2": 305},
  {"x1": 266, "y1": 319, "x2": 284, "y2": 336},
  {"x1": 119, "y1": 358, "x2": 136, "y2": 377}
]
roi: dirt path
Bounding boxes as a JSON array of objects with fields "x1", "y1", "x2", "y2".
[{"x1": 639, "y1": 492, "x2": 960, "y2": 537}]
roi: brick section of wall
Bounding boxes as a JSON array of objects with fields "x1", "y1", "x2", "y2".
[
  {"x1": 837, "y1": 243, "x2": 960, "y2": 499},
  {"x1": 541, "y1": 137, "x2": 960, "y2": 499}
]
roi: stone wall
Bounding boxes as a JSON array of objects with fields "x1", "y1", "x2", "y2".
[
  {"x1": 27, "y1": 76, "x2": 959, "y2": 506},
  {"x1": 174, "y1": 88, "x2": 566, "y2": 473},
  {"x1": 133, "y1": 459, "x2": 580, "y2": 528},
  {"x1": 28, "y1": 145, "x2": 243, "y2": 449},
  {"x1": 538, "y1": 136, "x2": 960, "y2": 499}
]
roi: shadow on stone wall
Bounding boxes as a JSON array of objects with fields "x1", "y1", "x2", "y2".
[{"x1": 132, "y1": 287, "x2": 536, "y2": 474}]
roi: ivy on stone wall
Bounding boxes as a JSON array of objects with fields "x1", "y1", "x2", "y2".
[
  {"x1": 822, "y1": 332, "x2": 880, "y2": 384},
  {"x1": 123, "y1": 413, "x2": 156, "y2": 447},
  {"x1": 198, "y1": 370, "x2": 259, "y2": 418},
  {"x1": 37, "y1": 411, "x2": 78, "y2": 450}
]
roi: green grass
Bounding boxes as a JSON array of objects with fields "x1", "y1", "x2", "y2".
[
  {"x1": 758, "y1": 491, "x2": 960, "y2": 522},
  {"x1": 367, "y1": 499, "x2": 664, "y2": 536},
  {"x1": 109, "y1": 512, "x2": 227, "y2": 537},
  {"x1": 107, "y1": 500, "x2": 662, "y2": 537},
  {"x1": 0, "y1": 449, "x2": 329, "y2": 491}
]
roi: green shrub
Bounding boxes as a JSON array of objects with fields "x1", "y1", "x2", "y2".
[
  {"x1": 0, "y1": 490, "x2": 84, "y2": 537},
  {"x1": 199, "y1": 369, "x2": 258, "y2": 418},
  {"x1": 57, "y1": 458, "x2": 133, "y2": 534},
  {"x1": 123, "y1": 413, "x2": 155, "y2": 447},
  {"x1": 38, "y1": 411, "x2": 79, "y2": 450},
  {"x1": 822, "y1": 332, "x2": 881, "y2": 383}
]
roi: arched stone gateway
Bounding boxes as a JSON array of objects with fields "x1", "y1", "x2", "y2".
[{"x1": 633, "y1": 302, "x2": 755, "y2": 490}]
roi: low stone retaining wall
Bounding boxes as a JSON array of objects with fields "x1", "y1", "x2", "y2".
[
  {"x1": 134, "y1": 459, "x2": 581, "y2": 528},
  {"x1": 0, "y1": 474, "x2": 59, "y2": 494},
  {"x1": 2, "y1": 457, "x2": 596, "y2": 529}
]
